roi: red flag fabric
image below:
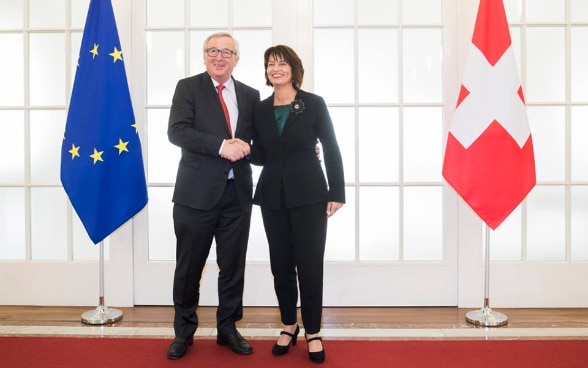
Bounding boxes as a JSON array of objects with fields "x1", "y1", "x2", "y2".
[{"x1": 442, "y1": 0, "x2": 536, "y2": 230}]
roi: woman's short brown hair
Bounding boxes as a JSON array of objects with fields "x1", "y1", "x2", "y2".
[{"x1": 263, "y1": 45, "x2": 304, "y2": 90}]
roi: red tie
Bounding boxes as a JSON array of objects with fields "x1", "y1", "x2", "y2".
[{"x1": 216, "y1": 84, "x2": 232, "y2": 136}]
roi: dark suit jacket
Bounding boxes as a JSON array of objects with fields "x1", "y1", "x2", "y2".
[
  {"x1": 251, "y1": 90, "x2": 345, "y2": 209},
  {"x1": 168, "y1": 72, "x2": 260, "y2": 212}
]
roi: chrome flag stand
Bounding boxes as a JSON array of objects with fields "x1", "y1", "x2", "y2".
[
  {"x1": 81, "y1": 241, "x2": 123, "y2": 325},
  {"x1": 465, "y1": 225, "x2": 508, "y2": 327}
]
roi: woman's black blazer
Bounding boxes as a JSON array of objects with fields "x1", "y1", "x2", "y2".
[{"x1": 251, "y1": 90, "x2": 345, "y2": 210}]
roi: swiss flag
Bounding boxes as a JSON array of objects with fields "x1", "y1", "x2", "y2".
[{"x1": 442, "y1": 0, "x2": 536, "y2": 230}]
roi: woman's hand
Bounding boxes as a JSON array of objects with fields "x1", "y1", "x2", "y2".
[{"x1": 326, "y1": 202, "x2": 344, "y2": 217}]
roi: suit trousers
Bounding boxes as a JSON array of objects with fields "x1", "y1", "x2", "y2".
[
  {"x1": 172, "y1": 180, "x2": 251, "y2": 337},
  {"x1": 261, "y1": 202, "x2": 328, "y2": 334}
]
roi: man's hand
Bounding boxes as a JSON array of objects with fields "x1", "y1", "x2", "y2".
[{"x1": 221, "y1": 138, "x2": 250, "y2": 162}]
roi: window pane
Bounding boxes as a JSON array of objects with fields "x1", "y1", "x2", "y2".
[
  {"x1": 147, "y1": 0, "x2": 184, "y2": 27},
  {"x1": 509, "y1": 27, "x2": 522, "y2": 75},
  {"x1": 0, "y1": 34, "x2": 24, "y2": 106},
  {"x1": 571, "y1": 0, "x2": 588, "y2": 22},
  {"x1": 0, "y1": 0, "x2": 23, "y2": 29},
  {"x1": 489, "y1": 206, "x2": 522, "y2": 261},
  {"x1": 526, "y1": 186, "x2": 565, "y2": 261},
  {"x1": 248, "y1": 206, "x2": 269, "y2": 261},
  {"x1": 30, "y1": 110, "x2": 66, "y2": 184},
  {"x1": 29, "y1": 0, "x2": 65, "y2": 28},
  {"x1": 0, "y1": 111, "x2": 25, "y2": 183},
  {"x1": 403, "y1": 107, "x2": 442, "y2": 182},
  {"x1": 314, "y1": 29, "x2": 355, "y2": 103},
  {"x1": 571, "y1": 186, "x2": 588, "y2": 260},
  {"x1": 527, "y1": 106, "x2": 565, "y2": 181},
  {"x1": 29, "y1": 33, "x2": 66, "y2": 106},
  {"x1": 402, "y1": 0, "x2": 441, "y2": 24},
  {"x1": 358, "y1": 107, "x2": 399, "y2": 182},
  {"x1": 31, "y1": 188, "x2": 67, "y2": 260},
  {"x1": 404, "y1": 187, "x2": 442, "y2": 260},
  {"x1": 358, "y1": 29, "x2": 398, "y2": 103},
  {"x1": 571, "y1": 107, "x2": 588, "y2": 181},
  {"x1": 359, "y1": 187, "x2": 399, "y2": 260},
  {"x1": 402, "y1": 29, "x2": 442, "y2": 103},
  {"x1": 526, "y1": 0, "x2": 565, "y2": 23},
  {"x1": 525, "y1": 27, "x2": 565, "y2": 102},
  {"x1": 358, "y1": 0, "x2": 398, "y2": 25},
  {"x1": 0, "y1": 188, "x2": 25, "y2": 260},
  {"x1": 314, "y1": 0, "x2": 353, "y2": 25},
  {"x1": 146, "y1": 31, "x2": 185, "y2": 105},
  {"x1": 329, "y1": 107, "x2": 355, "y2": 183},
  {"x1": 231, "y1": 30, "x2": 273, "y2": 96},
  {"x1": 190, "y1": 0, "x2": 228, "y2": 27},
  {"x1": 189, "y1": 30, "x2": 211, "y2": 77},
  {"x1": 325, "y1": 188, "x2": 355, "y2": 261},
  {"x1": 233, "y1": 0, "x2": 271, "y2": 27},
  {"x1": 73, "y1": 213, "x2": 107, "y2": 261},
  {"x1": 571, "y1": 27, "x2": 588, "y2": 102},
  {"x1": 70, "y1": 32, "x2": 82, "y2": 89},
  {"x1": 147, "y1": 108, "x2": 180, "y2": 183},
  {"x1": 503, "y1": 0, "x2": 523, "y2": 22},
  {"x1": 71, "y1": 0, "x2": 90, "y2": 28},
  {"x1": 148, "y1": 187, "x2": 175, "y2": 261}
]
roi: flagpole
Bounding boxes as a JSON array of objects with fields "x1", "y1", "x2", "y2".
[
  {"x1": 81, "y1": 240, "x2": 123, "y2": 325},
  {"x1": 465, "y1": 225, "x2": 508, "y2": 327}
]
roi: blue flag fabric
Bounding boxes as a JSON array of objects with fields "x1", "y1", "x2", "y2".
[{"x1": 60, "y1": 0, "x2": 148, "y2": 244}]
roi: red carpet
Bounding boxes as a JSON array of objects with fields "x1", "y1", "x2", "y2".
[{"x1": 0, "y1": 336, "x2": 586, "y2": 368}]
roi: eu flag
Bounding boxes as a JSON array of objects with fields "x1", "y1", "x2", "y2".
[{"x1": 61, "y1": 0, "x2": 148, "y2": 244}]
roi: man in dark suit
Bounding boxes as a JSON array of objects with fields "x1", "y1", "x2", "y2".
[{"x1": 166, "y1": 32, "x2": 260, "y2": 360}]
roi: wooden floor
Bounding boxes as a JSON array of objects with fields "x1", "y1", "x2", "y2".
[{"x1": 2, "y1": 305, "x2": 588, "y2": 330}]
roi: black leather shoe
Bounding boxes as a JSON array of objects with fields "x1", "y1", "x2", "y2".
[
  {"x1": 217, "y1": 330, "x2": 253, "y2": 355},
  {"x1": 166, "y1": 337, "x2": 193, "y2": 360},
  {"x1": 272, "y1": 325, "x2": 299, "y2": 356}
]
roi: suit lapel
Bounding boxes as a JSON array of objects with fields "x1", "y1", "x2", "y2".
[
  {"x1": 280, "y1": 91, "x2": 305, "y2": 137},
  {"x1": 280, "y1": 108, "x2": 297, "y2": 137},
  {"x1": 262, "y1": 97, "x2": 282, "y2": 138},
  {"x1": 234, "y1": 78, "x2": 245, "y2": 137}
]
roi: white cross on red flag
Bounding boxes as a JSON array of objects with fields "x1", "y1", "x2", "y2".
[{"x1": 442, "y1": 0, "x2": 536, "y2": 230}]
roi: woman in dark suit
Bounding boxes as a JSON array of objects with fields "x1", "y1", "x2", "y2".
[{"x1": 251, "y1": 45, "x2": 345, "y2": 364}]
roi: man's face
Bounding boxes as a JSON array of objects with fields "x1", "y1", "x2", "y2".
[{"x1": 204, "y1": 36, "x2": 239, "y2": 84}]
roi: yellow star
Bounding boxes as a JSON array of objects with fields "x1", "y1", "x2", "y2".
[
  {"x1": 114, "y1": 138, "x2": 129, "y2": 154},
  {"x1": 68, "y1": 144, "x2": 80, "y2": 159},
  {"x1": 109, "y1": 47, "x2": 123, "y2": 63},
  {"x1": 90, "y1": 43, "x2": 99, "y2": 59},
  {"x1": 90, "y1": 148, "x2": 104, "y2": 164},
  {"x1": 131, "y1": 122, "x2": 139, "y2": 134}
]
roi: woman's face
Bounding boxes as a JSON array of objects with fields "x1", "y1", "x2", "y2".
[{"x1": 266, "y1": 54, "x2": 292, "y2": 88}]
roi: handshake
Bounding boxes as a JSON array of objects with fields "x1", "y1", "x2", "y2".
[{"x1": 220, "y1": 138, "x2": 250, "y2": 162}]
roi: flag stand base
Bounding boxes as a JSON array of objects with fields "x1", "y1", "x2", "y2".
[
  {"x1": 81, "y1": 305, "x2": 123, "y2": 325},
  {"x1": 465, "y1": 307, "x2": 508, "y2": 327}
]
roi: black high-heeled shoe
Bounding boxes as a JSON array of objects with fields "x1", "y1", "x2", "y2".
[
  {"x1": 272, "y1": 325, "x2": 300, "y2": 356},
  {"x1": 305, "y1": 334, "x2": 325, "y2": 364}
]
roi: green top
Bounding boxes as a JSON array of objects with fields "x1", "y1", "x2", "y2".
[{"x1": 274, "y1": 105, "x2": 290, "y2": 134}]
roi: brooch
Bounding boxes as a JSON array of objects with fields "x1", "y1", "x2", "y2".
[{"x1": 290, "y1": 99, "x2": 305, "y2": 115}]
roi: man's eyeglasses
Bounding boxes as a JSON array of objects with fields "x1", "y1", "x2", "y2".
[{"x1": 205, "y1": 48, "x2": 237, "y2": 58}]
